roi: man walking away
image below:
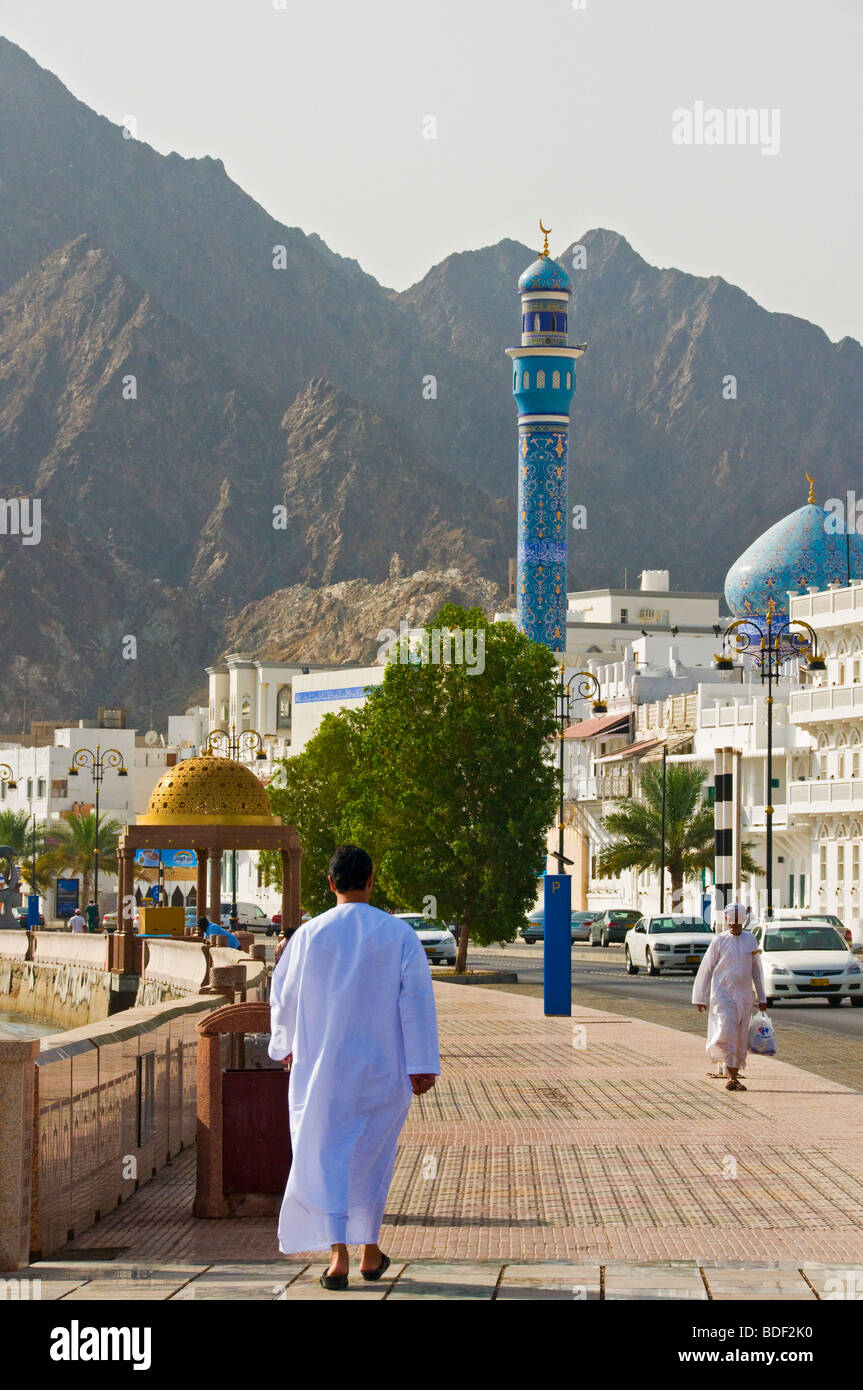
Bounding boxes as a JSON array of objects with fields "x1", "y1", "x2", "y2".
[
  {"x1": 69, "y1": 908, "x2": 86, "y2": 933},
  {"x1": 693, "y1": 901, "x2": 766, "y2": 1091},
  {"x1": 268, "y1": 844, "x2": 440, "y2": 1289}
]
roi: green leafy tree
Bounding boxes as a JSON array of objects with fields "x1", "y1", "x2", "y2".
[
  {"x1": 266, "y1": 607, "x2": 558, "y2": 970},
  {"x1": 40, "y1": 810, "x2": 122, "y2": 905},
  {"x1": 0, "y1": 809, "x2": 50, "y2": 892},
  {"x1": 264, "y1": 714, "x2": 396, "y2": 918},
  {"x1": 352, "y1": 605, "x2": 558, "y2": 972},
  {"x1": 597, "y1": 762, "x2": 760, "y2": 907}
]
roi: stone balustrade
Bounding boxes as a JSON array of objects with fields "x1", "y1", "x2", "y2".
[
  {"x1": 15, "y1": 994, "x2": 222, "y2": 1268},
  {"x1": 0, "y1": 929, "x2": 30, "y2": 960},
  {"x1": 32, "y1": 931, "x2": 109, "y2": 970}
]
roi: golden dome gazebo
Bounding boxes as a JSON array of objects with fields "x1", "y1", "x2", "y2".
[{"x1": 114, "y1": 753, "x2": 301, "y2": 966}]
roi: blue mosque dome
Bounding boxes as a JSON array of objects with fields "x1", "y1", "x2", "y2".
[
  {"x1": 725, "y1": 480, "x2": 863, "y2": 619},
  {"x1": 518, "y1": 255, "x2": 572, "y2": 294}
]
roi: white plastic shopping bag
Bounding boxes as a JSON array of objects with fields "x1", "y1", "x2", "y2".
[{"x1": 748, "y1": 1010, "x2": 777, "y2": 1057}]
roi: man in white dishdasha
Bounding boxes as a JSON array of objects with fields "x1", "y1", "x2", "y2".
[{"x1": 268, "y1": 844, "x2": 440, "y2": 1289}]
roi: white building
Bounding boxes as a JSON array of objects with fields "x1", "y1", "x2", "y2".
[{"x1": 787, "y1": 582, "x2": 863, "y2": 934}]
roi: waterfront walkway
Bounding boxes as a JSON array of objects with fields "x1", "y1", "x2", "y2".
[{"x1": 21, "y1": 983, "x2": 863, "y2": 1299}]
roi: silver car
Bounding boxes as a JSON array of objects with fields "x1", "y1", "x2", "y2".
[{"x1": 395, "y1": 912, "x2": 457, "y2": 965}]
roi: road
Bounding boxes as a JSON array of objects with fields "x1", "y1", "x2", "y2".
[
  {"x1": 257, "y1": 933, "x2": 862, "y2": 1086},
  {"x1": 464, "y1": 940, "x2": 863, "y2": 1091},
  {"x1": 468, "y1": 941, "x2": 863, "y2": 1037}
]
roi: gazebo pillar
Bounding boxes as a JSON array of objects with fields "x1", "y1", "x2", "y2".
[
  {"x1": 288, "y1": 846, "x2": 302, "y2": 931},
  {"x1": 208, "y1": 849, "x2": 223, "y2": 924},
  {"x1": 196, "y1": 848, "x2": 209, "y2": 925},
  {"x1": 280, "y1": 850, "x2": 290, "y2": 937},
  {"x1": 281, "y1": 846, "x2": 302, "y2": 934}
]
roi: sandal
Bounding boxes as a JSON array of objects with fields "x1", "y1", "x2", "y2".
[
  {"x1": 320, "y1": 1270, "x2": 349, "y2": 1290},
  {"x1": 725, "y1": 1078, "x2": 747, "y2": 1091},
  {"x1": 360, "y1": 1253, "x2": 391, "y2": 1282}
]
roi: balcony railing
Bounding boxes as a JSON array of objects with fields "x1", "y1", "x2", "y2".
[
  {"x1": 790, "y1": 685, "x2": 863, "y2": 722},
  {"x1": 788, "y1": 778, "x2": 863, "y2": 811},
  {"x1": 790, "y1": 583, "x2": 863, "y2": 625}
]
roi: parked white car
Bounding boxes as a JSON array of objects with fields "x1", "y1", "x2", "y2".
[
  {"x1": 394, "y1": 912, "x2": 457, "y2": 965},
  {"x1": 219, "y1": 901, "x2": 274, "y2": 933},
  {"x1": 753, "y1": 923, "x2": 863, "y2": 1007},
  {"x1": 759, "y1": 909, "x2": 853, "y2": 947},
  {"x1": 624, "y1": 915, "x2": 714, "y2": 976}
]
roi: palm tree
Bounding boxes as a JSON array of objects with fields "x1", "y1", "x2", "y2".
[
  {"x1": 40, "y1": 810, "x2": 122, "y2": 906},
  {"x1": 598, "y1": 763, "x2": 760, "y2": 908},
  {"x1": 0, "y1": 809, "x2": 50, "y2": 892}
]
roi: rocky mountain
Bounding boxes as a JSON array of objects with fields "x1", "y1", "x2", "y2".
[
  {"x1": 225, "y1": 570, "x2": 505, "y2": 667},
  {"x1": 0, "y1": 36, "x2": 861, "y2": 729}
]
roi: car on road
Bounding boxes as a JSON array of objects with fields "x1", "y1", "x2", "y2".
[
  {"x1": 520, "y1": 910, "x2": 545, "y2": 943},
  {"x1": 270, "y1": 910, "x2": 311, "y2": 936},
  {"x1": 625, "y1": 915, "x2": 714, "y2": 976},
  {"x1": 14, "y1": 908, "x2": 45, "y2": 927},
  {"x1": 395, "y1": 912, "x2": 457, "y2": 965},
  {"x1": 520, "y1": 909, "x2": 602, "y2": 944},
  {"x1": 219, "y1": 901, "x2": 275, "y2": 934},
  {"x1": 753, "y1": 923, "x2": 863, "y2": 1006},
  {"x1": 100, "y1": 909, "x2": 140, "y2": 930},
  {"x1": 759, "y1": 909, "x2": 853, "y2": 947},
  {"x1": 590, "y1": 908, "x2": 642, "y2": 947}
]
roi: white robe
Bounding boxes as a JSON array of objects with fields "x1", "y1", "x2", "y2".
[
  {"x1": 692, "y1": 929, "x2": 765, "y2": 1070},
  {"x1": 268, "y1": 902, "x2": 440, "y2": 1252}
]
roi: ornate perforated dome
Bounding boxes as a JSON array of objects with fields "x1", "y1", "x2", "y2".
[
  {"x1": 518, "y1": 255, "x2": 572, "y2": 294},
  {"x1": 725, "y1": 495, "x2": 863, "y2": 619},
  {"x1": 140, "y1": 754, "x2": 277, "y2": 824}
]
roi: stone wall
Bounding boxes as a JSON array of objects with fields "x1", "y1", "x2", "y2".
[
  {"x1": 0, "y1": 932, "x2": 115, "y2": 1029},
  {"x1": 30, "y1": 994, "x2": 223, "y2": 1262},
  {"x1": 0, "y1": 933, "x2": 267, "y2": 1029}
]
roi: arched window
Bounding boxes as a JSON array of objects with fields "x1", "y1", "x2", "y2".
[
  {"x1": 552, "y1": 370, "x2": 561, "y2": 389},
  {"x1": 513, "y1": 371, "x2": 517, "y2": 388},
  {"x1": 536, "y1": 370, "x2": 546, "y2": 388},
  {"x1": 566, "y1": 372, "x2": 572, "y2": 389},
  {"x1": 534, "y1": 313, "x2": 540, "y2": 332},
  {"x1": 277, "y1": 685, "x2": 292, "y2": 731},
  {"x1": 220, "y1": 700, "x2": 228, "y2": 722},
  {"x1": 522, "y1": 371, "x2": 530, "y2": 389}
]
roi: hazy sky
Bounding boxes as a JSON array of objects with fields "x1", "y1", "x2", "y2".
[{"x1": 3, "y1": 0, "x2": 860, "y2": 341}]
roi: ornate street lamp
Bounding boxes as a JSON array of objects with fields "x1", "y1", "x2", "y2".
[
  {"x1": 203, "y1": 724, "x2": 268, "y2": 925},
  {"x1": 0, "y1": 763, "x2": 18, "y2": 790},
  {"x1": 67, "y1": 746, "x2": 129, "y2": 915},
  {"x1": 555, "y1": 663, "x2": 607, "y2": 876},
  {"x1": 713, "y1": 598, "x2": 825, "y2": 920}
]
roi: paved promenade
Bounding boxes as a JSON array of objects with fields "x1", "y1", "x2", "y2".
[{"x1": 21, "y1": 982, "x2": 863, "y2": 1299}]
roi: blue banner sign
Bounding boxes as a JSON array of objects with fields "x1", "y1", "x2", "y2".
[{"x1": 133, "y1": 849, "x2": 197, "y2": 869}]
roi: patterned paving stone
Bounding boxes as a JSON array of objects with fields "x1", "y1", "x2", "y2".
[
  {"x1": 387, "y1": 1261, "x2": 501, "y2": 1301},
  {"x1": 702, "y1": 1267, "x2": 816, "y2": 1300},
  {"x1": 50, "y1": 983, "x2": 863, "y2": 1274},
  {"x1": 604, "y1": 1262, "x2": 707, "y2": 1300}
]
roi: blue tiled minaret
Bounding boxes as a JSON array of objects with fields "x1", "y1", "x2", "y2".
[{"x1": 506, "y1": 222, "x2": 585, "y2": 652}]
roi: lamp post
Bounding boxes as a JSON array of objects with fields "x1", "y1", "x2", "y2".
[
  {"x1": 713, "y1": 598, "x2": 825, "y2": 920},
  {"x1": 0, "y1": 765, "x2": 17, "y2": 926},
  {"x1": 67, "y1": 745, "x2": 129, "y2": 915},
  {"x1": 203, "y1": 724, "x2": 268, "y2": 925},
  {"x1": 659, "y1": 742, "x2": 668, "y2": 913},
  {"x1": 555, "y1": 663, "x2": 607, "y2": 876}
]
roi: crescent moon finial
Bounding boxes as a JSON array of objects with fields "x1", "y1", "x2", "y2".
[
  {"x1": 538, "y1": 218, "x2": 551, "y2": 257},
  {"x1": 805, "y1": 471, "x2": 815, "y2": 504}
]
